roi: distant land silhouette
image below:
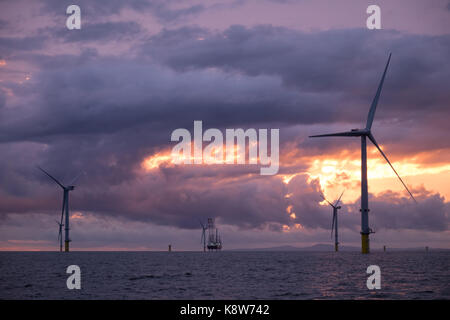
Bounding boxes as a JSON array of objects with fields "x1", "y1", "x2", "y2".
[{"x1": 228, "y1": 244, "x2": 449, "y2": 252}]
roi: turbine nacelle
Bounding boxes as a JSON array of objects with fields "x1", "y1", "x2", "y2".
[
  {"x1": 352, "y1": 128, "x2": 370, "y2": 135},
  {"x1": 321, "y1": 190, "x2": 345, "y2": 210}
]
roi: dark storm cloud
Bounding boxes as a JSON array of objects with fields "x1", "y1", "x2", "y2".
[
  {"x1": 53, "y1": 21, "x2": 142, "y2": 42},
  {"x1": 0, "y1": 36, "x2": 48, "y2": 56},
  {"x1": 0, "y1": 157, "x2": 292, "y2": 230},
  {"x1": 0, "y1": 18, "x2": 449, "y2": 235},
  {"x1": 138, "y1": 24, "x2": 450, "y2": 157},
  {"x1": 0, "y1": 19, "x2": 9, "y2": 29},
  {"x1": 0, "y1": 57, "x2": 338, "y2": 144},
  {"x1": 0, "y1": 90, "x2": 5, "y2": 109},
  {"x1": 153, "y1": 3, "x2": 205, "y2": 22},
  {"x1": 143, "y1": 25, "x2": 450, "y2": 126},
  {"x1": 16, "y1": 48, "x2": 100, "y2": 69},
  {"x1": 81, "y1": 170, "x2": 292, "y2": 229},
  {"x1": 3, "y1": 26, "x2": 448, "y2": 148},
  {"x1": 369, "y1": 188, "x2": 449, "y2": 232},
  {"x1": 40, "y1": 0, "x2": 208, "y2": 23},
  {"x1": 284, "y1": 174, "x2": 331, "y2": 229}
]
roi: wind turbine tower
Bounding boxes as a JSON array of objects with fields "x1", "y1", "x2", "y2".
[
  {"x1": 200, "y1": 221, "x2": 207, "y2": 252},
  {"x1": 310, "y1": 54, "x2": 416, "y2": 254},
  {"x1": 38, "y1": 167, "x2": 81, "y2": 252},
  {"x1": 321, "y1": 191, "x2": 344, "y2": 252},
  {"x1": 56, "y1": 220, "x2": 64, "y2": 252}
]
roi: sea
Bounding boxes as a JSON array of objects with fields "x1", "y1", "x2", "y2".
[{"x1": 0, "y1": 251, "x2": 448, "y2": 299}]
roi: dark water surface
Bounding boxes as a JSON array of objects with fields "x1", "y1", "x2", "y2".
[{"x1": 0, "y1": 251, "x2": 448, "y2": 299}]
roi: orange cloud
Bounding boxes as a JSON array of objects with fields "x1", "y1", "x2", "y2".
[{"x1": 141, "y1": 140, "x2": 450, "y2": 206}]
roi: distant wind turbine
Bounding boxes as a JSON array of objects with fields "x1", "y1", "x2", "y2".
[
  {"x1": 38, "y1": 166, "x2": 81, "y2": 252},
  {"x1": 56, "y1": 220, "x2": 64, "y2": 252},
  {"x1": 310, "y1": 53, "x2": 416, "y2": 254},
  {"x1": 200, "y1": 220, "x2": 207, "y2": 252},
  {"x1": 321, "y1": 190, "x2": 344, "y2": 252}
]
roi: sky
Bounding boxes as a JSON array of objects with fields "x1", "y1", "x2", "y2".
[{"x1": 0, "y1": 0, "x2": 449, "y2": 251}]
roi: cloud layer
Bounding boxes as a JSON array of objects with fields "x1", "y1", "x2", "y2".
[{"x1": 0, "y1": 0, "x2": 449, "y2": 249}]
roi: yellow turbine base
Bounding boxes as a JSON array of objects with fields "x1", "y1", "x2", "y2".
[
  {"x1": 65, "y1": 241, "x2": 69, "y2": 252},
  {"x1": 361, "y1": 234, "x2": 370, "y2": 254},
  {"x1": 335, "y1": 244, "x2": 338, "y2": 252}
]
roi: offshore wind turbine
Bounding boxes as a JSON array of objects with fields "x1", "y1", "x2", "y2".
[
  {"x1": 200, "y1": 221, "x2": 207, "y2": 252},
  {"x1": 310, "y1": 53, "x2": 416, "y2": 254},
  {"x1": 38, "y1": 166, "x2": 81, "y2": 252},
  {"x1": 321, "y1": 191, "x2": 344, "y2": 252}
]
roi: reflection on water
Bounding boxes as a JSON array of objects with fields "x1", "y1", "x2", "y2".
[{"x1": 0, "y1": 251, "x2": 448, "y2": 299}]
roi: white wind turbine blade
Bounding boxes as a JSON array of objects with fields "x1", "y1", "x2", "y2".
[
  {"x1": 334, "y1": 190, "x2": 345, "y2": 207},
  {"x1": 199, "y1": 220, "x2": 207, "y2": 231},
  {"x1": 60, "y1": 193, "x2": 66, "y2": 224},
  {"x1": 310, "y1": 130, "x2": 359, "y2": 138},
  {"x1": 37, "y1": 166, "x2": 65, "y2": 189},
  {"x1": 368, "y1": 134, "x2": 417, "y2": 202},
  {"x1": 320, "y1": 193, "x2": 335, "y2": 208},
  {"x1": 366, "y1": 53, "x2": 392, "y2": 130},
  {"x1": 56, "y1": 220, "x2": 61, "y2": 240},
  {"x1": 69, "y1": 171, "x2": 83, "y2": 185},
  {"x1": 331, "y1": 212, "x2": 336, "y2": 238}
]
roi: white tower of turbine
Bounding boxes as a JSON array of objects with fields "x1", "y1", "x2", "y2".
[{"x1": 310, "y1": 54, "x2": 416, "y2": 254}]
